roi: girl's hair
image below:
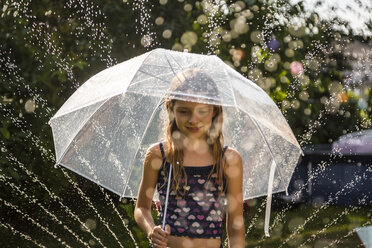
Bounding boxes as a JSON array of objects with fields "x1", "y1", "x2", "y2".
[{"x1": 164, "y1": 68, "x2": 226, "y2": 196}]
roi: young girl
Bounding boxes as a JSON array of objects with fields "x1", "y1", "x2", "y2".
[{"x1": 134, "y1": 69, "x2": 245, "y2": 248}]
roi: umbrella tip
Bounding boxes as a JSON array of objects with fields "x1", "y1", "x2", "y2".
[{"x1": 54, "y1": 163, "x2": 60, "y2": 169}]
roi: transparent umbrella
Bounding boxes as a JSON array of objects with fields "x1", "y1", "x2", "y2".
[
  {"x1": 355, "y1": 225, "x2": 372, "y2": 248},
  {"x1": 49, "y1": 48, "x2": 302, "y2": 236}
]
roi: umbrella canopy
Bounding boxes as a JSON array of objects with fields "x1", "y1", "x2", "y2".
[
  {"x1": 49, "y1": 48, "x2": 302, "y2": 235},
  {"x1": 356, "y1": 225, "x2": 372, "y2": 248}
]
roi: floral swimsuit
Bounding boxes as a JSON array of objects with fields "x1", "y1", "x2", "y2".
[{"x1": 156, "y1": 143, "x2": 227, "y2": 244}]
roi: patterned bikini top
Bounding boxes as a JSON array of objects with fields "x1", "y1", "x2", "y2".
[{"x1": 156, "y1": 143, "x2": 227, "y2": 239}]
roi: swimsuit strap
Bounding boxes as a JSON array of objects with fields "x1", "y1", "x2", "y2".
[
  {"x1": 159, "y1": 142, "x2": 165, "y2": 159},
  {"x1": 223, "y1": 145, "x2": 228, "y2": 156}
]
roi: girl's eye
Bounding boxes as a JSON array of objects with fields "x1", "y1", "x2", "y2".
[
  {"x1": 198, "y1": 108, "x2": 210, "y2": 114},
  {"x1": 177, "y1": 110, "x2": 189, "y2": 114}
]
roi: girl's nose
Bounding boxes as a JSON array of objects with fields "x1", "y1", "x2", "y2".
[{"x1": 188, "y1": 112, "x2": 199, "y2": 124}]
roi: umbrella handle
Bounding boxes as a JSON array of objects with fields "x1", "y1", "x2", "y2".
[
  {"x1": 264, "y1": 160, "x2": 277, "y2": 237},
  {"x1": 162, "y1": 163, "x2": 173, "y2": 230}
]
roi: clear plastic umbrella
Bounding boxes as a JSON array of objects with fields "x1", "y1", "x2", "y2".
[
  {"x1": 355, "y1": 225, "x2": 372, "y2": 248},
  {"x1": 49, "y1": 48, "x2": 302, "y2": 236}
]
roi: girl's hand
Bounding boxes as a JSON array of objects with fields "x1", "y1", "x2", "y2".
[{"x1": 149, "y1": 224, "x2": 170, "y2": 248}]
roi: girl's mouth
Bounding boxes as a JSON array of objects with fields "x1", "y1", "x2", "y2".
[{"x1": 186, "y1": 126, "x2": 202, "y2": 132}]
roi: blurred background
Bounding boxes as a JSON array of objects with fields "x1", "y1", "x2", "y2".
[{"x1": 0, "y1": 0, "x2": 371, "y2": 247}]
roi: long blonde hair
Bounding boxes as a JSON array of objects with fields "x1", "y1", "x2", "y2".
[{"x1": 163, "y1": 69, "x2": 226, "y2": 196}]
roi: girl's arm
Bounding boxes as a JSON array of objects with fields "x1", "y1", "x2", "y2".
[
  {"x1": 225, "y1": 148, "x2": 245, "y2": 248},
  {"x1": 134, "y1": 144, "x2": 169, "y2": 247}
]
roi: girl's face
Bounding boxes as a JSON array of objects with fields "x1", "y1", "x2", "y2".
[{"x1": 172, "y1": 100, "x2": 215, "y2": 139}]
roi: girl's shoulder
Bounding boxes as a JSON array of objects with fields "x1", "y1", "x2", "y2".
[
  {"x1": 143, "y1": 142, "x2": 168, "y2": 172},
  {"x1": 146, "y1": 141, "x2": 169, "y2": 160},
  {"x1": 223, "y1": 147, "x2": 243, "y2": 180},
  {"x1": 224, "y1": 147, "x2": 242, "y2": 168}
]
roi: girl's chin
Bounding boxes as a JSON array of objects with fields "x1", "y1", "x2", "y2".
[
  {"x1": 176, "y1": 127, "x2": 210, "y2": 140},
  {"x1": 184, "y1": 131, "x2": 207, "y2": 140}
]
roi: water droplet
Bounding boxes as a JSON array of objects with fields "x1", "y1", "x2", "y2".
[
  {"x1": 25, "y1": 99, "x2": 36, "y2": 113},
  {"x1": 140, "y1": 35, "x2": 153, "y2": 47}
]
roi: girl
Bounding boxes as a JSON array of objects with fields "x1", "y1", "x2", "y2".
[{"x1": 134, "y1": 69, "x2": 245, "y2": 248}]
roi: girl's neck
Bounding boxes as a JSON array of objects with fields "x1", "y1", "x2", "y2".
[{"x1": 183, "y1": 137, "x2": 210, "y2": 154}]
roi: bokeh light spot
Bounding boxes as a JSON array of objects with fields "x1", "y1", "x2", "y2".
[
  {"x1": 25, "y1": 99, "x2": 36, "y2": 113},
  {"x1": 285, "y1": 48, "x2": 294, "y2": 57},
  {"x1": 159, "y1": 0, "x2": 168, "y2": 5},
  {"x1": 162, "y1": 29, "x2": 172, "y2": 39},
  {"x1": 184, "y1": 3, "x2": 192, "y2": 12},
  {"x1": 155, "y1": 17, "x2": 164, "y2": 25},
  {"x1": 290, "y1": 61, "x2": 304, "y2": 75},
  {"x1": 172, "y1": 43, "x2": 183, "y2": 51},
  {"x1": 181, "y1": 31, "x2": 198, "y2": 46},
  {"x1": 250, "y1": 30, "x2": 263, "y2": 43},
  {"x1": 197, "y1": 14, "x2": 208, "y2": 25}
]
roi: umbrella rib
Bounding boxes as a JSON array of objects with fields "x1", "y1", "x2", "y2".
[
  {"x1": 249, "y1": 115, "x2": 285, "y2": 183},
  {"x1": 51, "y1": 51, "x2": 155, "y2": 122},
  {"x1": 119, "y1": 97, "x2": 165, "y2": 200},
  {"x1": 128, "y1": 51, "x2": 188, "y2": 90},
  {"x1": 217, "y1": 59, "x2": 238, "y2": 109},
  {"x1": 194, "y1": 56, "x2": 209, "y2": 72},
  {"x1": 138, "y1": 64, "x2": 174, "y2": 69},
  {"x1": 239, "y1": 108, "x2": 302, "y2": 149},
  {"x1": 54, "y1": 99, "x2": 110, "y2": 166},
  {"x1": 127, "y1": 68, "x2": 174, "y2": 88},
  {"x1": 164, "y1": 53, "x2": 185, "y2": 84},
  {"x1": 166, "y1": 52, "x2": 185, "y2": 71},
  {"x1": 219, "y1": 59, "x2": 238, "y2": 108},
  {"x1": 163, "y1": 53, "x2": 207, "y2": 89},
  {"x1": 165, "y1": 52, "x2": 210, "y2": 81}
]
